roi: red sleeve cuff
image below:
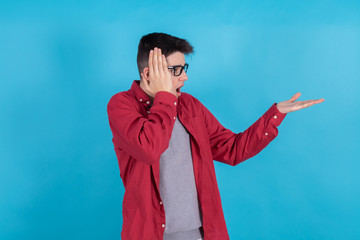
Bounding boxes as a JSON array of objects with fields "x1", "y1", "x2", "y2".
[
  {"x1": 263, "y1": 103, "x2": 287, "y2": 127},
  {"x1": 153, "y1": 91, "x2": 178, "y2": 106},
  {"x1": 151, "y1": 91, "x2": 178, "y2": 121}
]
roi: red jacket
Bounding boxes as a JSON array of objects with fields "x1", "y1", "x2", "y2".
[{"x1": 107, "y1": 80, "x2": 286, "y2": 240}]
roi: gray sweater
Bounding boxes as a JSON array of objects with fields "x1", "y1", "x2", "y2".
[{"x1": 159, "y1": 117, "x2": 204, "y2": 240}]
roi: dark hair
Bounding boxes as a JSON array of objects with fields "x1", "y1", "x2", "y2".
[{"x1": 137, "y1": 32, "x2": 194, "y2": 76}]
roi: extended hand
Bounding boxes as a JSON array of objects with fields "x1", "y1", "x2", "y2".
[{"x1": 276, "y1": 93, "x2": 325, "y2": 114}]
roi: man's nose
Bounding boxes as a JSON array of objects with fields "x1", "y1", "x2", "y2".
[{"x1": 180, "y1": 71, "x2": 188, "y2": 81}]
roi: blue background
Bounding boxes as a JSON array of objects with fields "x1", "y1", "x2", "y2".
[{"x1": 1, "y1": 0, "x2": 359, "y2": 239}]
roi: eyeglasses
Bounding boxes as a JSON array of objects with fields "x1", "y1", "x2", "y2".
[{"x1": 167, "y1": 63, "x2": 189, "y2": 76}]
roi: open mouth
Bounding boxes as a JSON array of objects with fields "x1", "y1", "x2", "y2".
[{"x1": 176, "y1": 85, "x2": 183, "y2": 93}]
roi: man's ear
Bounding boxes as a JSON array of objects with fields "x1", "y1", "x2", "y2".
[{"x1": 142, "y1": 67, "x2": 150, "y2": 81}]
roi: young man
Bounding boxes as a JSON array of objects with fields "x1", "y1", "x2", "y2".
[{"x1": 107, "y1": 32, "x2": 324, "y2": 240}]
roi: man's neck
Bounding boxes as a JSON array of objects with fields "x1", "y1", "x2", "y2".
[{"x1": 139, "y1": 79, "x2": 154, "y2": 103}]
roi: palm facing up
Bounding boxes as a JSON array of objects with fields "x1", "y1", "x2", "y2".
[{"x1": 276, "y1": 92, "x2": 325, "y2": 114}]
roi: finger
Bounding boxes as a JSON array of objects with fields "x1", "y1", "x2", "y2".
[
  {"x1": 157, "y1": 48, "x2": 163, "y2": 75},
  {"x1": 289, "y1": 92, "x2": 301, "y2": 102},
  {"x1": 307, "y1": 98, "x2": 325, "y2": 106},
  {"x1": 148, "y1": 49, "x2": 154, "y2": 76},
  {"x1": 298, "y1": 99, "x2": 325, "y2": 109},
  {"x1": 162, "y1": 55, "x2": 168, "y2": 73},
  {"x1": 300, "y1": 100, "x2": 315, "y2": 109},
  {"x1": 153, "y1": 47, "x2": 159, "y2": 76}
]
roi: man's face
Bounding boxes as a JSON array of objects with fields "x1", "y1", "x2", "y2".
[{"x1": 166, "y1": 51, "x2": 189, "y2": 97}]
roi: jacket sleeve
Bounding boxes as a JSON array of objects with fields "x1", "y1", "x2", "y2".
[
  {"x1": 199, "y1": 101, "x2": 286, "y2": 166},
  {"x1": 107, "y1": 91, "x2": 178, "y2": 165}
]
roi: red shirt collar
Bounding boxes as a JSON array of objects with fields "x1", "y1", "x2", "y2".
[
  {"x1": 130, "y1": 80, "x2": 181, "y2": 105},
  {"x1": 131, "y1": 80, "x2": 152, "y2": 104}
]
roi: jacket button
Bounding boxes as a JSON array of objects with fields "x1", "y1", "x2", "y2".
[
  {"x1": 265, "y1": 132, "x2": 268, "y2": 136},
  {"x1": 162, "y1": 224, "x2": 165, "y2": 228},
  {"x1": 159, "y1": 201, "x2": 163, "y2": 205},
  {"x1": 139, "y1": 98, "x2": 143, "y2": 102},
  {"x1": 274, "y1": 115, "x2": 277, "y2": 119}
]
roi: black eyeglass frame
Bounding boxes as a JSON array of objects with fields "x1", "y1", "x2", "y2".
[{"x1": 167, "y1": 63, "x2": 189, "y2": 76}]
